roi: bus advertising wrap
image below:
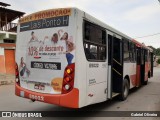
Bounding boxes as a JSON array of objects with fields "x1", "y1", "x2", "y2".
[{"x1": 16, "y1": 8, "x2": 76, "y2": 94}]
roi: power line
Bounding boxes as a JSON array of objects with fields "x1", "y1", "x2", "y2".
[{"x1": 134, "y1": 32, "x2": 160, "y2": 39}]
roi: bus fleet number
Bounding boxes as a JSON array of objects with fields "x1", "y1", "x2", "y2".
[{"x1": 29, "y1": 94, "x2": 44, "y2": 101}]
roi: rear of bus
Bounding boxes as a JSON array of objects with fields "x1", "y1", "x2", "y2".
[{"x1": 15, "y1": 8, "x2": 79, "y2": 108}]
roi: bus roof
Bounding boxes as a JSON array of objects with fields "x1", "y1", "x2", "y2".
[{"x1": 132, "y1": 39, "x2": 153, "y2": 52}]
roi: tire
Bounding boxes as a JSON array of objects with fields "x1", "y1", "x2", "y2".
[
  {"x1": 143, "y1": 73, "x2": 148, "y2": 85},
  {"x1": 119, "y1": 78, "x2": 129, "y2": 101},
  {"x1": 143, "y1": 79, "x2": 148, "y2": 85}
]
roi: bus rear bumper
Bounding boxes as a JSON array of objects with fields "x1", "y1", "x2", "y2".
[{"x1": 15, "y1": 83, "x2": 79, "y2": 108}]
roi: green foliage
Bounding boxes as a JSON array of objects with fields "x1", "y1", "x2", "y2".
[
  {"x1": 148, "y1": 46, "x2": 156, "y2": 55},
  {"x1": 148, "y1": 46, "x2": 160, "y2": 56},
  {"x1": 157, "y1": 58, "x2": 160, "y2": 64},
  {"x1": 156, "y1": 48, "x2": 160, "y2": 56}
]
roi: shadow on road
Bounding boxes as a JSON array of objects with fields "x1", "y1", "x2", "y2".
[{"x1": 41, "y1": 82, "x2": 151, "y2": 111}]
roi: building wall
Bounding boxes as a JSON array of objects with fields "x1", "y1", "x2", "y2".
[
  {"x1": 4, "y1": 49, "x2": 15, "y2": 74},
  {"x1": 0, "y1": 44, "x2": 16, "y2": 75},
  {"x1": 0, "y1": 47, "x2": 6, "y2": 73},
  {"x1": 0, "y1": 32, "x2": 16, "y2": 43},
  {"x1": 0, "y1": 32, "x2": 16, "y2": 75},
  {"x1": 0, "y1": 33, "x2": 6, "y2": 41}
]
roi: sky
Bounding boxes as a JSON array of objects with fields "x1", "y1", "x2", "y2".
[{"x1": 2, "y1": 0, "x2": 160, "y2": 48}]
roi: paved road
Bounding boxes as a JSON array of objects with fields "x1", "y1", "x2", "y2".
[{"x1": 0, "y1": 67, "x2": 160, "y2": 120}]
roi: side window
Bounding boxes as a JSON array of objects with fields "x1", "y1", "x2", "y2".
[
  {"x1": 133, "y1": 44, "x2": 136, "y2": 62},
  {"x1": 137, "y1": 48, "x2": 141, "y2": 64},
  {"x1": 145, "y1": 50, "x2": 148, "y2": 62},
  {"x1": 141, "y1": 49, "x2": 144, "y2": 64},
  {"x1": 108, "y1": 35, "x2": 112, "y2": 64},
  {"x1": 123, "y1": 39, "x2": 130, "y2": 61},
  {"x1": 129, "y1": 42, "x2": 136, "y2": 62},
  {"x1": 90, "y1": 45, "x2": 98, "y2": 59},
  {"x1": 113, "y1": 37, "x2": 121, "y2": 63},
  {"x1": 99, "y1": 46, "x2": 106, "y2": 60},
  {"x1": 148, "y1": 51, "x2": 151, "y2": 62},
  {"x1": 84, "y1": 23, "x2": 90, "y2": 40},
  {"x1": 83, "y1": 20, "x2": 106, "y2": 61}
]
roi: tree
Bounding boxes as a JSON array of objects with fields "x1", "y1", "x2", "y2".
[
  {"x1": 157, "y1": 58, "x2": 160, "y2": 64},
  {"x1": 148, "y1": 46, "x2": 160, "y2": 56},
  {"x1": 148, "y1": 46, "x2": 156, "y2": 55},
  {"x1": 156, "y1": 48, "x2": 160, "y2": 56}
]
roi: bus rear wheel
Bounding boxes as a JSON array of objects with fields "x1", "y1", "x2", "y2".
[
  {"x1": 143, "y1": 73, "x2": 148, "y2": 85},
  {"x1": 119, "y1": 78, "x2": 129, "y2": 101},
  {"x1": 143, "y1": 79, "x2": 148, "y2": 85}
]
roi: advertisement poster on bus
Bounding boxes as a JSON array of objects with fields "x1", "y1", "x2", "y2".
[{"x1": 16, "y1": 8, "x2": 76, "y2": 94}]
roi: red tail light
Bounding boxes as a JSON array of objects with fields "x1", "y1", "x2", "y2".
[
  {"x1": 62, "y1": 63, "x2": 75, "y2": 94},
  {"x1": 15, "y1": 63, "x2": 20, "y2": 85}
]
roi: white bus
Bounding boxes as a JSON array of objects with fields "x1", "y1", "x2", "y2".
[{"x1": 15, "y1": 8, "x2": 153, "y2": 108}]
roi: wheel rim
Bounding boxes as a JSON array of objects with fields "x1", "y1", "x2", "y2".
[{"x1": 124, "y1": 82, "x2": 128, "y2": 97}]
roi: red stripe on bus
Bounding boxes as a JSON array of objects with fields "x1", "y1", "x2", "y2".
[
  {"x1": 136, "y1": 65, "x2": 141, "y2": 87},
  {"x1": 15, "y1": 83, "x2": 79, "y2": 108}
]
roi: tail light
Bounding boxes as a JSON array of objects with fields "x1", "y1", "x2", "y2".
[
  {"x1": 15, "y1": 63, "x2": 20, "y2": 85},
  {"x1": 62, "y1": 63, "x2": 75, "y2": 94}
]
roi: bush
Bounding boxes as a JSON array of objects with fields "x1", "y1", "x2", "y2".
[{"x1": 157, "y1": 58, "x2": 160, "y2": 64}]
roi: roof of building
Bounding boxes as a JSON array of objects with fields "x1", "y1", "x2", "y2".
[
  {"x1": 0, "y1": 7, "x2": 25, "y2": 23},
  {"x1": 0, "y1": 2, "x2": 11, "y2": 7}
]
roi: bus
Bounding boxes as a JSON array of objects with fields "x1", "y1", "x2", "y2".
[{"x1": 15, "y1": 8, "x2": 154, "y2": 108}]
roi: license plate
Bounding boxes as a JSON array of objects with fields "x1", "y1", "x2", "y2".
[{"x1": 34, "y1": 83, "x2": 45, "y2": 90}]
